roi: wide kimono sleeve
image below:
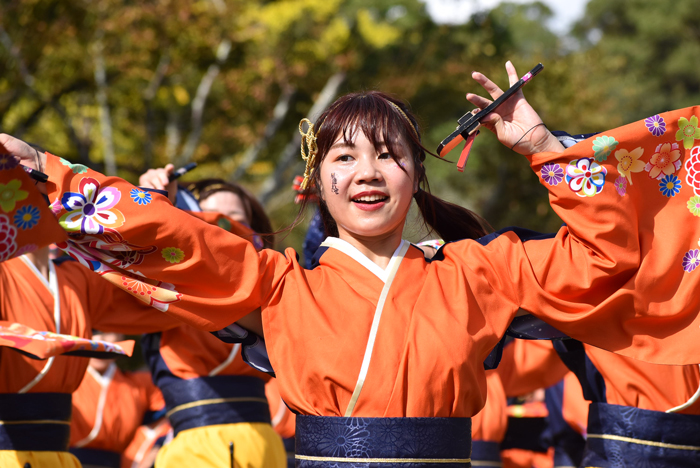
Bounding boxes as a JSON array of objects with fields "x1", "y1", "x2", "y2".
[
  {"x1": 0, "y1": 162, "x2": 67, "y2": 261},
  {"x1": 42, "y1": 155, "x2": 297, "y2": 331},
  {"x1": 442, "y1": 106, "x2": 700, "y2": 365}
]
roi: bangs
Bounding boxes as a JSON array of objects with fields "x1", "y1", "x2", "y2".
[{"x1": 315, "y1": 92, "x2": 421, "y2": 167}]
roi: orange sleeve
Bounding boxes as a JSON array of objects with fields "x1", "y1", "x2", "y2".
[
  {"x1": 126, "y1": 371, "x2": 165, "y2": 412},
  {"x1": 57, "y1": 261, "x2": 183, "y2": 334},
  {"x1": 439, "y1": 106, "x2": 700, "y2": 365},
  {"x1": 496, "y1": 340, "x2": 568, "y2": 397},
  {"x1": 0, "y1": 162, "x2": 66, "y2": 261},
  {"x1": 44, "y1": 154, "x2": 296, "y2": 332}
]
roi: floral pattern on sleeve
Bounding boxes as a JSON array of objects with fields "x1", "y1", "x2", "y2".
[
  {"x1": 565, "y1": 158, "x2": 607, "y2": 197},
  {"x1": 59, "y1": 177, "x2": 125, "y2": 235}
]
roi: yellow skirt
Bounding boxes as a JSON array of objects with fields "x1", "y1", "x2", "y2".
[
  {"x1": 0, "y1": 450, "x2": 81, "y2": 468},
  {"x1": 155, "y1": 422, "x2": 286, "y2": 468}
]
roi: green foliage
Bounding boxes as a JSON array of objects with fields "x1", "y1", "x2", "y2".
[{"x1": 0, "y1": 0, "x2": 692, "y2": 254}]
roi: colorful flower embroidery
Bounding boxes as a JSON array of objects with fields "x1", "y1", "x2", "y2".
[
  {"x1": 645, "y1": 115, "x2": 666, "y2": 137},
  {"x1": 0, "y1": 179, "x2": 29, "y2": 213},
  {"x1": 615, "y1": 147, "x2": 645, "y2": 185},
  {"x1": 58, "y1": 228, "x2": 156, "y2": 271},
  {"x1": 591, "y1": 136, "x2": 618, "y2": 162},
  {"x1": 0, "y1": 214, "x2": 18, "y2": 261},
  {"x1": 565, "y1": 158, "x2": 607, "y2": 198},
  {"x1": 13, "y1": 205, "x2": 40, "y2": 229},
  {"x1": 161, "y1": 247, "x2": 185, "y2": 264},
  {"x1": 0, "y1": 154, "x2": 18, "y2": 170},
  {"x1": 130, "y1": 188, "x2": 152, "y2": 206},
  {"x1": 614, "y1": 176, "x2": 627, "y2": 196},
  {"x1": 682, "y1": 249, "x2": 700, "y2": 273},
  {"x1": 687, "y1": 196, "x2": 700, "y2": 216},
  {"x1": 540, "y1": 163, "x2": 564, "y2": 186},
  {"x1": 645, "y1": 142, "x2": 681, "y2": 179},
  {"x1": 659, "y1": 175, "x2": 681, "y2": 197},
  {"x1": 676, "y1": 116, "x2": 700, "y2": 149},
  {"x1": 49, "y1": 198, "x2": 62, "y2": 216},
  {"x1": 59, "y1": 157, "x2": 88, "y2": 174},
  {"x1": 59, "y1": 178, "x2": 125, "y2": 235},
  {"x1": 684, "y1": 146, "x2": 700, "y2": 196}
]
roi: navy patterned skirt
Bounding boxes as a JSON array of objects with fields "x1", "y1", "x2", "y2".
[
  {"x1": 582, "y1": 402, "x2": 700, "y2": 467},
  {"x1": 295, "y1": 415, "x2": 472, "y2": 467}
]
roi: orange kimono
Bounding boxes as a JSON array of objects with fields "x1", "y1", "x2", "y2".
[
  {"x1": 34, "y1": 107, "x2": 700, "y2": 464},
  {"x1": 0, "y1": 255, "x2": 178, "y2": 468},
  {"x1": 69, "y1": 366, "x2": 165, "y2": 468}
]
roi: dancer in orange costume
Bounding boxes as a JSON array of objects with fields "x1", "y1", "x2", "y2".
[
  {"x1": 5, "y1": 63, "x2": 700, "y2": 466},
  {"x1": 70, "y1": 332, "x2": 166, "y2": 468}
]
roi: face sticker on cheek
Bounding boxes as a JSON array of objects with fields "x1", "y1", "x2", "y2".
[{"x1": 331, "y1": 173, "x2": 339, "y2": 195}]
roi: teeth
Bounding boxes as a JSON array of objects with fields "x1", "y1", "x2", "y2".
[{"x1": 354, "y1": 195, "x2": 387, "y2": 202}]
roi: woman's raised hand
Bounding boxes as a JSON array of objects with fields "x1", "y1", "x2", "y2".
[
  {"x1": 0, "y1": 134, "x2": 46, "y2": 170},
  {"x1": 467, "y1": 61, "x2": 564, "y2": 155},
  {"x1": 138, "y1": 164, "x2": 178, "y2": 204}
]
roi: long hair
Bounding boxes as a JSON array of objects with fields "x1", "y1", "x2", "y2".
[
  {"x1": 188, "y1": 179, "x2": 275, "y2": 249},
  {"x1": 296, "y1": 91, "x2": 489, "y2": 242}
]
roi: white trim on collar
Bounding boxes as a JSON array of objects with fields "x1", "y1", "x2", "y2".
[{"x1": 319, "y1": 237, "x2": 409, "y2": 284}]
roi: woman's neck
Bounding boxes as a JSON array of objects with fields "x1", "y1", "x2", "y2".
[
  {"x1": 337, "y1": 228, "x2": 403, "y2": 270},
  {"x1": 25, "y1": 247, "x2": 51, "y2": 281}
]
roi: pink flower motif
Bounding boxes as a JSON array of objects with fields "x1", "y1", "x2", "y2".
[
  {"x1": 0, "y1": 214, "x2": 17, "y2": 261},
  {"x1": 644, "y1": 142, "x2": 681, "y2": 179},
  {"x1": 59, "y1": 177, "x2": 125, "y2": 235},
  {"x1": 614, "y1": 176, "x2": 627, "y2": 196}
]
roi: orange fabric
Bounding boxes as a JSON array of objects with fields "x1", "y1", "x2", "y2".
[
  {"x1": 0, "y1": 257, "x2": 179, "y2": 394},
  {"x1": 0, "y1": 162, "x2": 67, "y2": 261},
  {"x1": 585, "y1": 344, "x2": 700, "y2": 414},
  {"x1": 157, "y1": 324, "x2": 272, "y2": 381},
  {"x1": 498, "y1": 340, "x2": 569, "y2": 397},
  {"x1": 502, "y1": 447, "x2": 554, "y2": 468},
  {"x1": 39, "y1": 107, "x2": 700, "y2": 419},
  {"x1": 266, "y1": 379, "x2": 296, "y2": 439},
  {"x1": 121, "y1": 418, "x2": 171, "y2": 468},
  {"x1": 70, "y1": 367, "x2": 164, "y2": 452},
  {"x1": 561, "y1": 372, "x2": 587, "y2": 436},
  {"x1": 471, "y1": 370, "x2": 507, "y2": 442}
]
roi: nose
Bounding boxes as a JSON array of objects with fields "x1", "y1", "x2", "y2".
[{"x1": 354, "y1": 154, "x2": 383, "y2": 184}]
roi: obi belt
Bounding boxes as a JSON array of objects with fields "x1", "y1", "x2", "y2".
[
  {"x1": 161, "y1": 375, "x2": 271, "y2": 436},
  {"x1": 582, "y1": 402, "x2": 700, "y2": 467},
  {"x1": 0, "y1": 393, "x2": 71, "y2": 451},
  {"x1": 295, "y1": 415, "x2": 472, "y2": 467},
  {"x1": 69, "y1": 447, "x2": 121, "y2": 468}
]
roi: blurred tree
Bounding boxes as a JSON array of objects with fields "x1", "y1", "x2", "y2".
[{"x1": 0, "y1": 0, "x2": 665, "y2": 254}]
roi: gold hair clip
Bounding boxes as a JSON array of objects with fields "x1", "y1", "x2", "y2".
[
  {"x1": 299, "y1": 118, "x2": 318, "y2": 191},
  {"x1": 387, "y1": 101, "x2": 419, "y2": 139}
]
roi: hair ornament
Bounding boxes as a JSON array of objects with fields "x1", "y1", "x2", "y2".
[
  {"x1": 387, "y1": 101, "x2": 419, "y2": 139},
  {"x1": 299, "y1": 118, "x2": 319, "y2": 191}
]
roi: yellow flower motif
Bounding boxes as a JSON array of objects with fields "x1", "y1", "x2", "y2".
[
  {"x1": 0, "y1": 179, "x2": 29, "y2": 213},
  {"x1": 161, "y1": 247, "x2": 185, "y2": 264},
  {"x1": 676, "y1": 116, "x2": 700, "y2": 149},
  {"x1": 615, "y1": 147, "x2": 646, "y2": 185}
]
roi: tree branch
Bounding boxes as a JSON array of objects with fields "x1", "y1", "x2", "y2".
[
  {"x1": 231, "y1": 86, "x2": 296, "y2": 181},
  {"x1": 174, "y1": 38, "x2": 232, "y2": 166},
  {"x1": 93, "y1": 33, "x2": 117, "y2": 175},
  {"x1": 258, "y1": 72, "x2": 346, "y2": 205}
]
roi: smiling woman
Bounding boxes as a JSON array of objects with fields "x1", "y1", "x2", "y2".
[
  {"x1": 4, "y1": 63, "x2": 700, "y2": 467},
  {"x1": 296, "y1": 90, "x2": 490, "y2": 268}
]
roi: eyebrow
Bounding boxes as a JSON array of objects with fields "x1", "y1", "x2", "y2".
[{"x1": 329, "y1": 141, "x2": 388, "y2": 151}]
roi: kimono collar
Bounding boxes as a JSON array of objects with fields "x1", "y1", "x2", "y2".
[{"x1": 319, "y1": 237, "x2": 410, "y2": 284}]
